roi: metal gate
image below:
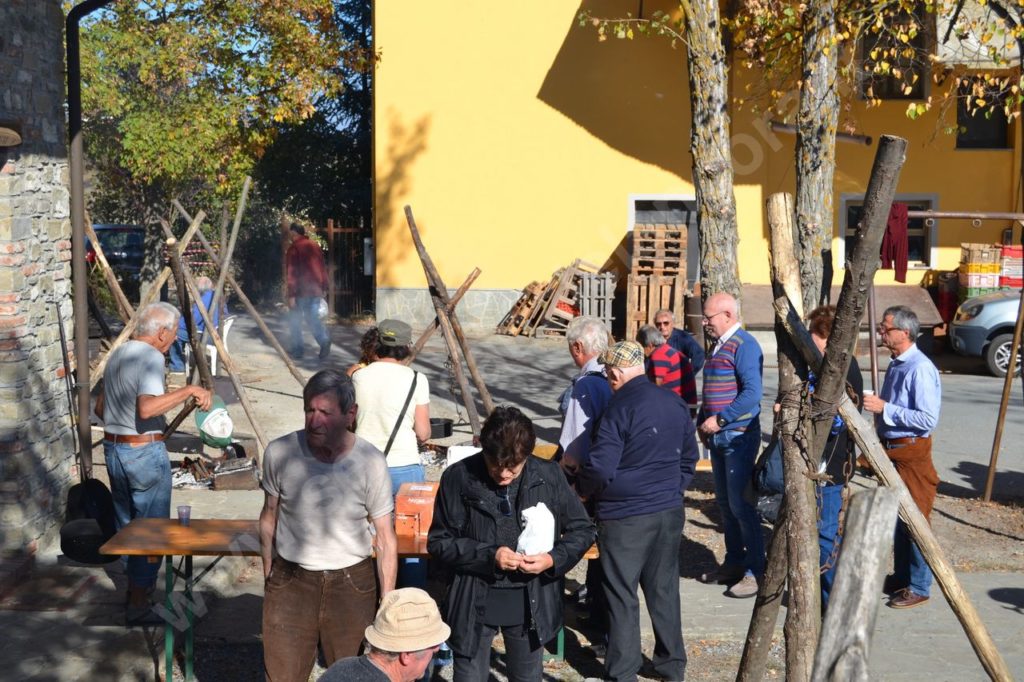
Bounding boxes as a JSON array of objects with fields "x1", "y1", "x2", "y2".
[{"x1": 322, "y1": 219, "x2": 374, "y2": 317}]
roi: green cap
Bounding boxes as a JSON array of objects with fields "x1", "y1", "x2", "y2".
[{"x1": 194, "y1": 396, "x2": 233, "y2": 448}]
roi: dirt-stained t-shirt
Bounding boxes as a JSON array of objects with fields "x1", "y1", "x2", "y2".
[{"x1": 262, "y1": 431, "x2": 393, "y2": 571}]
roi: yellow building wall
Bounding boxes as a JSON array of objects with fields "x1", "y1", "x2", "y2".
[
  {"x1": 375, "y1": 2, "x2": 1020, "y2": 291},
  {"x1": 374, "y1": 0, "x2": 697, "y2": 290}
]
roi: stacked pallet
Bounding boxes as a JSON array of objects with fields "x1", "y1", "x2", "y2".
[
  {"x1": 625, "y1": 224, "x2": 688, "y2": 339},
  {"x1": 958, "y1": 243, "x2": 1001, "y2": 300},
  {"x1": 1000, "y1": 244, "x2": 1023, "y2": 289},
  {"x1": 496, "y1": 260, "x2": 611, "y2": 337}
]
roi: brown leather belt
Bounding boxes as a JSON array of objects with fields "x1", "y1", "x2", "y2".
[
  {"x1": 104, "y1": 432, "x2": 164, "y2": 445},
  {"x1": 882, "y1": 435, "x2": 930, "y2": 450}
]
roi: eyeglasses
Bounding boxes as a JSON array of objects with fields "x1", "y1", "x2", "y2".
[
  {"x1": 497, "y1": 486, "x2": 512, "y2": 517},
  {"x1": 654, "y1": 320, "x2": 673, "y2": 327},
  {"x1": 702, "y1": 311, "x2": 727, "y2": 322},
  {"x1": 877, "y1": 325, "x2": 902, "y2": 336}
]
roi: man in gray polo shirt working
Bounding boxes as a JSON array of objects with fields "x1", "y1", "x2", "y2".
[
  {"x1": 96, "y1": 302, "x2": 213, "y2": 624},
  {"x1": 260, "y1": 369, "x2": 398, "y2": 681}
]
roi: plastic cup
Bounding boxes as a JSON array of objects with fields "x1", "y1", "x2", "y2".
[
  {"x1": 177, "y1": 505, "x2": 191, "y2": 526},
  {"x1": 863, "y1": 389, "x2": 875, "y2": 397}
]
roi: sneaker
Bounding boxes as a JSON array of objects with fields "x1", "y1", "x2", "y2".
[
  {"x1": 725, "y1": 574, "x2": 760, "y2": 598},
  {"x1": 318, "y1": 339, "x2": 332, "y2": 360},
  {"x1": 698, "y1": 565, "x2": 745, "y2": 585}
]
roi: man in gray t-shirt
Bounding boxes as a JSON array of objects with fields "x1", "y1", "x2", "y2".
[
  {"x1": 260, "y1": 369, "x2": 397, "y2": 681},
  {"x1": 95, "y1": 302, "x2": 212, "y2": 623},
  {"x1": 320, "y1": 588, "x2": 450, "y2": 682}
]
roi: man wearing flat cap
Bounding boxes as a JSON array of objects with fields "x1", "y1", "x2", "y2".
[
  {"x1": 577, "y1": 340, "x2": 699, "y2": 682},
  {"x1": 320, "y1": 587, "x2": 451, "y2": 682}
]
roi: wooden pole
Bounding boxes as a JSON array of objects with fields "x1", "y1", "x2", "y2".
[
  {"x1": 737, "y1": 504, "x2": 789, "y2": 682},
  {"x1": 89, "y1": 210, "x2": 207, "y2": 388},
  {"x1": 164, "y1": 235, "x2": 214, "y2": 388},
  {"x1": 171, "y1": 200, "x2": 307, "y2": 388},
  {"x1": 327, "y1": 218, "x2": 337, "y2": 314},
  {"x1": 775, "y1": 295, "x2": 1014, "y2": 682},
  {"x1": 811, "y1": 488, "x2": 900, "y2": 682},
  {"x1": 206, "y1": 176, "x2": 250, "y2": 347},
  {"x1": 405, "y1": 206, "x2": 495, "y2": 416},
  {"x1": 179, "y1": 256, "x2": 270, "y2": 453},
  {"x1": 403, "y1": 208, "x2": 483, "y2": 432},
  {"x1": 84, "y1": 219, "x2": 134, "y2": 323},
  {"x1": 984, "y1": 235, "x2": 1024, "y2": 500},
  {"x1": 406, "y1": 268, "x2": 482, "y2": 363}
]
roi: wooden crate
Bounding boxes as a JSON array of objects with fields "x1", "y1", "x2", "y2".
[
  {"x1": 577, "y1": 272, "x2": 615, "y2": 331},
  {"x1": 632, "y1": 224, "x2": 687, "y2": 277},
  {"x1": 496, "y1": 281, "x2": 547, "y2": 336},
  {"x1": 528, "y1": 260, "x2": 602, "y2": 337},
  {"x1": 625, "y1": 274, "x2": 686, "y2": 341}
]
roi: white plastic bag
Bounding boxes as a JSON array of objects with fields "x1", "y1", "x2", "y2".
[
  {"x1": 516, "y1": 502, "x2": 555, "y2": 555},
  {"x1": 316, "y1": 297, "x2": 329, "y2": 319}
]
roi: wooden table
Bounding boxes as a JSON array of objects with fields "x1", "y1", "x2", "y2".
[
  {"x1": 100, "y1": 519, "x2": 430, "y2": 682},
  {"x1": 101, "y1": 518, "x2": 593, "y2": 678}
]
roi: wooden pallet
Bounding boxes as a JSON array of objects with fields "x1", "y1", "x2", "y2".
[
  {"x1": 632, "y1": 223, "x2": 687, "y2": 277},
  {"x1": 577, "y1": 272, "x2": 615, "y2": 331},
  {"x1": 624, "y1": 273, "x2": 686, "y2": 341},
  {"x1": 496, "y1": 281, "x2": 547, "y2": 336},
  {"x1": 532, "y1": 260, "x2": 602, "y2": 337}
]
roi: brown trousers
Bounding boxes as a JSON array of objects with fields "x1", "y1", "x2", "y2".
[
  {"x1": 887, "y1": 437, "x2": 939, "y2": 520},
  {"x1": 262, "y1": 556, "x2": 377, "y2": 682}
]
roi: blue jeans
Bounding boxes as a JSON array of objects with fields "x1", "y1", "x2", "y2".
[
  {"x1": 389, "y1": 464, "x2": 428, "y2": 588},
  {"x1": 708, "y1": 425, "x2": 765, "y2": 576},
  {"x1": 894, "y1": 518, "x2": 932, "y2": 597},
  {"x1": 168, "y1": 329, "x2": 189, "y2": 371},
  {"x1": 288, "y1": 296, "x2": 329, "y2": 354},
  {"x1": 816, "y1": 484, "x2": 844, "y2": 607},
  {"x1": 104, "y1": 441, "x2": 172, "y2": 589}
]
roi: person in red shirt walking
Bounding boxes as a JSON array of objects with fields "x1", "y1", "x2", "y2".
[
  {"x1": 285, "y1": 223, "x2": 332, "y2": 360},
  {"x1": 638, "y1": 324, "x2": 698, "y2": 412}
]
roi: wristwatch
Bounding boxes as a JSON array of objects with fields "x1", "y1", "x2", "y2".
[{"x1": 716, "y1": 415, "x2": 727, "y2": 428}]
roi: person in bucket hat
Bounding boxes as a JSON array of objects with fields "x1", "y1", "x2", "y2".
[{"x1": 320, "y1": 588, "x2": 450, "y2": 682}]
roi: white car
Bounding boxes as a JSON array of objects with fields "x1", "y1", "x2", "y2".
[{"x1": 949, "y1": 290, "x2": 1022, "y2": 377}]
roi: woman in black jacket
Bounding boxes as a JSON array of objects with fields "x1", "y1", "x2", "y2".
[{"x1": 428, "y1": 406, "x2": 596, "y2": 681}]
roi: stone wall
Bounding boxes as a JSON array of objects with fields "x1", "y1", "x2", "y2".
[{"x1": 0, "y1": 0, "x2": 74, "y2": 554}]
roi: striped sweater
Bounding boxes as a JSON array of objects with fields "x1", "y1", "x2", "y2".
[{"x1": 700, "y1": 328, "x2": 763, "y2": 430}]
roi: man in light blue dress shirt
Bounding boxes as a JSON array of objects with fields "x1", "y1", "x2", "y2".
[{"x1": 863, "y1": 305, "x2": 941, "y2": 609}]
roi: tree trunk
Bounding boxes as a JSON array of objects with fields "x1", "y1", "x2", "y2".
[
  {"x1": 767, "y1": 193, "x2": 820, "y2": 680},
  {"x1": 795, "y1": 0, "x2": 840, "y2": 312},
  {"x1": 683, "y1": 0, "x2": 741, "y2": 301}
]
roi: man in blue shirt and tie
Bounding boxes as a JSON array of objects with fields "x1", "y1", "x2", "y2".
[{"x1": 863, "y1": 305, "x2": 941, "y2": 609}]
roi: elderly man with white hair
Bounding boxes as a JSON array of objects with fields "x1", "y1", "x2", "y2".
[
  {"x1": 557, "y1": 315, "x2": 612, "y2": 473},
  {"x1": 95, "y1": 302, "x2": 213, "y2": 623}
]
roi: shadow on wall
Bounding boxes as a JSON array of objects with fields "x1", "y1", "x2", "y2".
[
  {"x1": 536, "y1": 0, "x2": 693, "y2": 181},
  {"x1": 375, "y1": 111, "x2": 431, "y2": 288}
]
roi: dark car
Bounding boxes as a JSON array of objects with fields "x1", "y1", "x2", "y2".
[{"x1": 87, "y1": 224, "x2": 144, "y2": 298}]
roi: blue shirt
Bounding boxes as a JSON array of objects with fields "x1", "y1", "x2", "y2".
[
  {"x1": 558, "y1": 356, "x2": 612, "y2": 466},
  {"x1": 667, "y1": 328, "x2": 705, "y2": 374},
  {"x1": 177, "y1": 290, "x2": 220, "y2": 336},
  {"x1": 877, "y1": 344, "x2": 941, "y2": 439}
]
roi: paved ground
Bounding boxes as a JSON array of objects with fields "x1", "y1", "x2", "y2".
[{"x1": 1, "y1": 310, "x2": 1021, "y2": 680}]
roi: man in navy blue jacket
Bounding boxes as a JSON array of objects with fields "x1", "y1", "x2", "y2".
[{"x1": 577, "y1": 340, "x2": 699, "y2": 682}]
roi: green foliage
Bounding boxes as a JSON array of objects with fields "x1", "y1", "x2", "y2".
[{"x1": 71, "y1": 0, "x2": 354, "y2": 221}]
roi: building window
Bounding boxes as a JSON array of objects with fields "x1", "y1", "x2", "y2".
[
  {"x1": 956, "y1": 78, "x2": 1011, "y2": 149},
  {"x1": 841, "y1": 196, "x2": 935, "y2": 269},
  {"x1": 860, "y1": 5, "x2": 931, "y2": 100}
]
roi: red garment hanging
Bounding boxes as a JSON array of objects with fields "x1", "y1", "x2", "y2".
[{"x1": 881, "y1": 202, "x2": 909, "y2": 283}]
